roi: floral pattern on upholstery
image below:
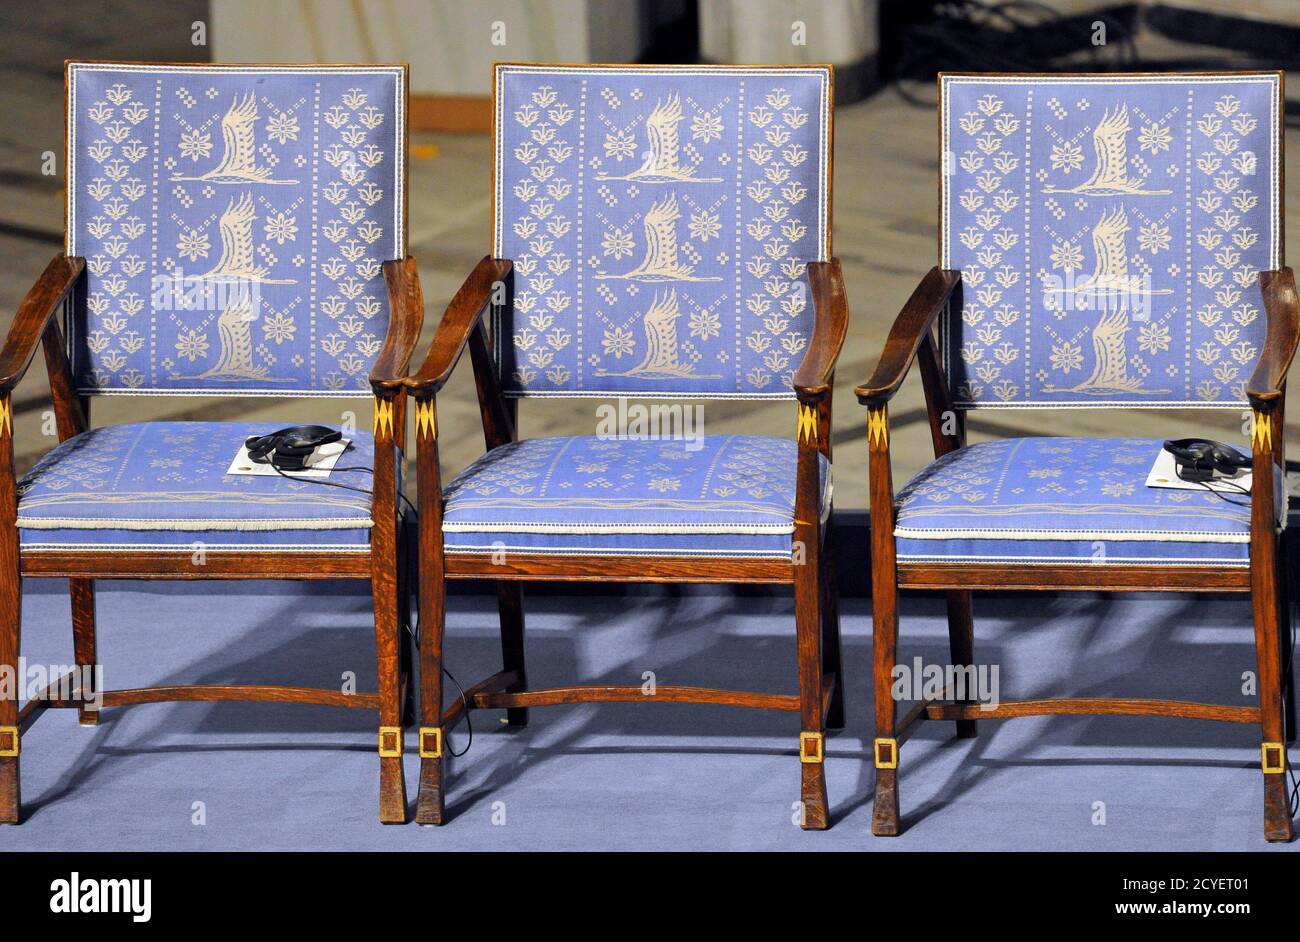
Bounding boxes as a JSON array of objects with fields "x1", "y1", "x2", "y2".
[
  {"x1": 16, "y1": 422, "x2": 375, "y2": 550},
  {"x1": 893, "y1": 436, "x2": 1270, "y2": 565},
  {"x1": 67, "y1": 63, "x2": 406, "y2": 396},
  {"x1": 493, "y1": 65, "x2": 831, "y2": 398},
  {"x1": 442, "y1": 434, "x2": 829, "y2": 557},
  {"x1": 940, "y1": 74, "x2": 1279, "y2": 408}
]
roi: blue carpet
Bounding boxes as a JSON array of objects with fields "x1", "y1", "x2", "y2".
[{"x1": 2, "y1": 578, "x2": 1296, "y2": 850}]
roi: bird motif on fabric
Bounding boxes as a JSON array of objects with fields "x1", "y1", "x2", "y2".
[
  {"x1": 597, "y1": 289, "x2": 720, "y2": 378},
  {"x1": 197, "y1": 294, "x2": 271, "y2": 381},
  {"x1": 596, "y1": 94, "x2": 722, "y2": 183},
  {"x1": 595, "y1": 194, "x2": 721, "y2": 282},
  {"x1": 1043, "y1": 105, "x2": 1170, "y2": 196},
  {"x1": 1044, "y1": 207, "x2": 1170, "y2": 395},
  {"x1": 1054, "y1": 206, "x2": 1174, "y2": 300},
  {"x1": 196, "y1": 193, "x2": 296, "y2": 284},
  {"x1": 171, "y1": 94, "x2": 298, "y2": 185}
]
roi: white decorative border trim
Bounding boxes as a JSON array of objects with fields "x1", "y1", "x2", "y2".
[
  {"x1": 895, "y1": 526, "x2": 1248, "y2": 543},
  {"x1": 501, "y1": 390, "x2": 798, "y2": 401},
  {"x1": 443, "y1": 543, "x2": 796, "y2": 559},
  {"x1": 18, "y1": 516, "x2": 373, "y2": 531},
  {"x1": 20, "y1": 542, "x2": 370, "y2": 552},
  {"x1": 443, "y1": 522, "x2": 794, "y2": 534},
  {"x1": 73, "y1": 387, "x2": 376, "y2": 398},
  {"x1": 896, "y1": 553, "x2": 1249, "y2": 567}
]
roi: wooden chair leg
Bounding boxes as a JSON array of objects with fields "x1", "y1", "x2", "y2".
[
  {"x1": 945, "y1": 589, "x2": 978, "y2": 739},
  {"x1": 415, "y1": 565, "x2": 447, "y2": 825},
  {"x1": 1254, "y1": 565, "x2": 1295, "y2": 842},
  {"x1": 871, "y1": 572, "x2": 900, "y2": 836},
  {"x1": 1277, "y1": 558, "x2": 1295, "y2": 744},
  {"x1": 1253, "y1": 548, "x2": 1294, "y2": 841},
  {"x1": 497, "y1": 582, "x2": 528, "y2": 727},
  {"x1": 372, "y1": 568, "x2": 408, "y2": 825},
  {"x1": 397, "y1": 536, "x2": 416, "y2": 728},
  {"x1": 399, "y1": 625, "x2": 416, "y2": 729},
  {"x1": 0, "y1": 557, "x2": 19, "y2": 824},
  {"x1": 819, "y1": 541, "x2": 845, "y2": 731},
  {"x1": 70, "y1": 578, "x2": 99, "y2": 727},
  {"x1": 796, "y1": 553, "x2": 829, "y2": 830}
]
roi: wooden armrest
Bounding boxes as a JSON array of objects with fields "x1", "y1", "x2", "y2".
[
  {"x1": 792, "y1": 259, "x2": 849, "y2": 400},
  {"x1": 369, "y1": 257, "x2": 426, "y2": 392},
  {"x1": 854, "y1": 266, "x2": 959, "y2": 406},
  {"x1": 1247, "y1": 268, "x2": 1299, "y2": 408},
  {"x1": 403, "y1": 256, "x2": 512, "y2": 396},
  {"x1": 0, "y1": 253, "x2": 84, "y2": 395}
]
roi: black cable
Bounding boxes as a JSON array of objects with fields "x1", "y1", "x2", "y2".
[
  {"x1": 404, "y1": 606, "x2": 473, "y2": 759},
  {"x1": 1190, "y1": 476, "x2": 1252, "y2": 509},
  {"x1": 890, "y1": 1, "x2": 1138, "y2": 108},
  {"x1": 441, "y1": 666, "x2": 473, "y2": 758},
  {"x1": 886, "y1": 0, "x2": 1300, "y2": 129},
  {"x1": 270, "y1": 463, "x2": 419, "y2": 519}
]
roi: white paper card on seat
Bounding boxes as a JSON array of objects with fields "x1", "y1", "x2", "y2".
[
  {"x1": 1145, "y1": 447, "x2": 1251, "y2": 493},
  {"x1": 226, "y1": 440, "x2": 351, "y2": 479}
]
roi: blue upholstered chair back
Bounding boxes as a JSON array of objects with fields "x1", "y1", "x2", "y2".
[
  {"x1": 940, "y1": 73, "x2": 1281, "y2": 409},
  {"x1": 493, "y1": 64, "x2": 832, "y2": 399},
  {"x1": 66, "y1": 63, "x2": 407, "y2": 397}
]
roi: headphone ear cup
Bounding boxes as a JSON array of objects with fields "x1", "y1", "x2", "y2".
[
  {"x1": 1210, "y1": 443, "x2": 1251, "y2": 473},
  {"x1": 1163, "y1": 439, "x2": 1209, "y2": 467},
  {"x1": 244, "y1": 434, "x2": 275, "y2": 463}
]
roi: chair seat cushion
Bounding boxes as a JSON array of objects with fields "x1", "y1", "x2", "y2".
[
  {"x1": 894, "y1": 437, "x2": 1264, "y2": 567},
  {"x1": 17, "y1": 422, "x2": 376, "y2": 552},
  {"x1": 442, "y1": 435, "x2": 829, "y2": 558}
]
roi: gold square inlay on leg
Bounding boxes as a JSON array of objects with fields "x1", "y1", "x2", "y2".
[
  {"x1": 0, "y1": 725, "x2": 18, "y2": 757},
  {"x1": 799, "y1": 731, "x2": 824, "y2": 764},
  {"x1": 1261, "y1": 741, "x2": 1285, "y2": 774},
  {"x1": 378, "y1": 726, "x2": 403, "y2": 758},
  {"x1": 873, "y1": 737, "x2": 898, "y2": 770},
  {"x1": 419, "y1": 726, "x2": 443, "y2": 759}
]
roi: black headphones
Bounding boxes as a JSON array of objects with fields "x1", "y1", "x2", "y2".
[
  {"x1": 1162, "y1": 439, "x2": 1252, "y2": 483},
  {"x1": 244, "y1": 425, "x2": 343, "y2": 471}
]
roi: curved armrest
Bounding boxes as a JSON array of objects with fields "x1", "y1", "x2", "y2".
[
  {"x1": 854, "y1": 267, "x2": 959, "y2": 406},
  {"x1": 792, "y1": 259, "x2": 849, "y2": 400},
  {"x1": 0, "y1": 253, "x2": 85, "y2": 395},
  {"x1": 403, "y1": 256, "x2": 513, "y2": 396},
  {"x1": 369, "y1": 256, "x2": 426, "y2": 392},
  {"x1": 1247, "y1": 268, "x2": 1299, "y2": 408}
]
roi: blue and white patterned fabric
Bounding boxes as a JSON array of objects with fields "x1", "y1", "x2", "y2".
[
  {"x1": 893, "y1": 437, "x2": 1276, "y2": 566},
  {"x1": 940, "y1": 73, "x2": 1281, "y2": 408},
  {"x1": 16, "y1": 422, "x2": 375, "y2": 551},
  {"x1": 66, "y1": 63, "x2": 407, "y2": 396},
  {"x1": 442, "y1": 435, "x2": 830, "y2": 558},
  {"x1": 493, "y1": 65, "x2": 831, "y2": 398}
]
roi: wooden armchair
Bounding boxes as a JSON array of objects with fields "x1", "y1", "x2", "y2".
[
  {"x1": 1, "y1": 63, "x2": 418, "y2": 824},
  {"x1": 858, "y1": 72, "x2": 1297, "y2": 841},
  {"x1": 406, "y1": 64, "x2": 848, "y2": 828}
]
